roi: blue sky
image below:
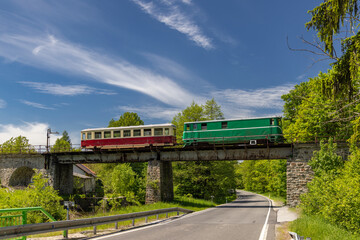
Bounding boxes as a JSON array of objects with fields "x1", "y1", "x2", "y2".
[{"x1": 0, "y1": 0, "x2": 330, "y2": 145}]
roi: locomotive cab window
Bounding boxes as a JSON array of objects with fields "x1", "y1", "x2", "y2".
[
  {"x1": 82, "y1": 133, "x2": 86, "y2": 140},
  {"x1": 144, "y1": 129, "x2": 152, "y2": 136},
  {"x1": 154, "y1": 128, "x2": 163, "y2": 136},
  {"x1": 114, "y1": 131, "x2": 121, "y2": 138},
  {"x1": 270, "y1": 118, "x2": 274, "y2": 125},
  {"x1": 104, "y1": 131, "x2": 111, "y2": 138},
  {"x1": 186, "y1": 124, "x2": 190, "y2": 131},
  {"x1": 87, "y1": 132, "x2": 92, "y2": 140},
  {"x1": 193, "y1": 124, "x2": 197, "y2": 130},
  {"x1": 221, "y1": 122, "x2": 228, "y2": 129},
  {"x1": 95, "y1": 132, "x2": 102, "y2": 139},
  {"x1": 164, "y1": 128, "x2": 169, "y2": 135},
  {"x1": 134, "y1": 129, "x2": 141, "y2": 137},
  {"x1": 124, "y1": 130, "x2": 131, "y2": 137},
  {"x1": 201, "y1": 123, "x2": 207, "y2": 130}
]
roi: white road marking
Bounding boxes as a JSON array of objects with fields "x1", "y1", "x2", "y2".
[{"x1": 258, "y1": 196, "x2": 271, "y2": 240}]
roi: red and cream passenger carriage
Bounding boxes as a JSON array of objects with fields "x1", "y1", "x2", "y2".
[{"x1": 81, "y1": 124, "x2": 176, "y2": 149}]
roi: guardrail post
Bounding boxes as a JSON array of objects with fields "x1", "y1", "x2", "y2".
[
  {"x1": 145, "y1": 216, "x2": 148, "y2": 223},
  {"x1": 177, "y1": 211, "x2": 179, "y2": 216},
  {"x1": 166, "y1": 213, "x2": 168, "y2": 218},
  {"x1": 21, "y1": 211, "x2": 27, "y2": 225},
  {"x1": 115, "y1": 222, "x2": 118, "y2": 229},
  {"x1": 132, "y1": 219, "x2": 135, "y2": 226},
  {"x1": 156, "y1": 214, "x2": 159, "y2": 220},
  {"x1": 93, "y1": 226, "x2": 97, "y2": 235}
]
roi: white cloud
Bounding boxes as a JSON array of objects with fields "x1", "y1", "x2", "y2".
[
  {"x1": 0, "y1": 34, "x2": 194, "y2": 107},
  {"x1": 20, "y1": 100, "x2": 55, "y2": 110},
  {"x1": 0, "y1": 122, "x2": 58, "y2": 145},
  {"x1": 132, "y1": 0, "x2": 213, "y2": 49},
  {"x1": 19, "y1": 81, "x2": 116, "y2": 96},
  {"x1": 0, "y1": 99, "x2": 6, "y2": 108},
  {"x1": 211, "y1": 84, "x2": 293, "y2": 118},
  {"x1": 116, "y1": 105, "x2": 181, "y2": 121}
]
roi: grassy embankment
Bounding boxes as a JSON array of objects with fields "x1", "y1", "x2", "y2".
[
  {"x1": 29, "y1": 196, "x2": 217, "y2": 238},
  {"x1": 289, "y1": 215, "x2": 360, "y2": 240}
]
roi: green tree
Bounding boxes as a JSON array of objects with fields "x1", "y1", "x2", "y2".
[
  {"x1": 93, "y1": 112, "x2": 146, "y2": 203},
  {"x1": 237, "y1": 160, "x2": 287, "y2": 198},
  {"x1": 309, "y1": 138, "x2": 344, "y2": 176},
  {"x1": 172, "y1": 99, "x2": 236, "y2": 201},
  {"x1": 172, "y1": 101, "x2": 205, "y2": 143},
  {"x1": 203, "y1": 98, "x2": 224, "y2": 120},
  {"x1": 305, "y1": 0, "x2": 360, "y2": 98},
  {"x1": 108, "y1": 112, "x2": 144, "y2": 127},
  {"x1": 52, "y1": 131, "x2": 72, "y2": 152},
  {"x1": 0, "y1": 136, "x2": 34, "y2": 153}
]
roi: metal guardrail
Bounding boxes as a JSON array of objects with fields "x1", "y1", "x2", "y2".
[
  {"x1": 289, "y1": 231, "x2": 311, "y2": 240},
  {"x1": 0, "y1": 207, "x2": 193, "y2": 239},
  {"x1": 0, "y1": 207, "x2": 60, "y2": 240}
]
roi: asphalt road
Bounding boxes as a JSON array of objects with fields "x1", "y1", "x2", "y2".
[{"x1": 91, "y1": 191, "x2": 277, "y2": 240}]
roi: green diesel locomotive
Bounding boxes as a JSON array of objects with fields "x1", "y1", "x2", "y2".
[{"x1": 183, "y1": 117, "x2": 283, "y2": 146}]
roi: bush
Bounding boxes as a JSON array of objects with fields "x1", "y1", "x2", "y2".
[{"x1": 0, "y1": 172, "x2": 66, "y2": 223}]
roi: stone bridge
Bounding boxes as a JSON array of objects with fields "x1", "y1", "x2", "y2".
[{"x1": 0, "y1": 143, "x2": 350, "y2": 207}]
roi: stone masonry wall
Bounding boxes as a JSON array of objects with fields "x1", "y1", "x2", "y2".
[
  {"x1": 287, "y1": 160, "x2": 314, "y2": 207},
  {"x1": 145, "y1": 160, "x2": 174, "y2": 204}
]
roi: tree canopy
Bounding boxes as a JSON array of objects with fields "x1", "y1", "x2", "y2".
[
  {"x1": 108, "y1": 112, "x2": 144, "y2": 127},
  {"x1": 0, "y1": 136, "x2": 33, "y2": 153}
]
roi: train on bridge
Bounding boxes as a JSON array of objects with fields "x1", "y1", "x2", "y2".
[{"x1": 80, "y1": 117, "x2": 283, "y2": 150}]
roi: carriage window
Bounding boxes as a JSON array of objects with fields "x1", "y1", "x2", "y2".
[
  {"x1": 82, "y1": 133, "x2": 86, "y2": 140},
  {"x1": 164, "y1": 128, "x2": 169, "y2": 135},
  {"x1": 134, "y1": 129, "x2": 141, "y2": 136},
  {"x1": 124, "y1": 130, "x2": 131, "y2": 137},
  {"x1": 201, "y1": 123, "x2": 207, "y2": 130},
  {"x1": 95, "y1": 132, "x2": 102, "y2": 139},
  {"x1": 221, "y1": 122, "x2": 228, "y2": 129},
  {"x1": 270, "y1": 119, "x2": 274, "y2": 125},
  {"x1": 87, "y1": 132, "x2": 92, "y2": 140},
  {"x1": 154, "y1": 128, "x2": 163, "y2": 136},
  {"x1": 144, "y1": 129, "x2": 152, "y2": 136},
  {"x1": 114, "y1": 131, "x2": 121, "y2": 138},
  {"x1": 193, "y1": 124, "x2": 197, "y2": 130},
  {"x1": 104, "y1": 131, "x2": 111, "y2": 138},
  {"x1": 186, "y1": 124, "x2": 190, "y2": 131}
]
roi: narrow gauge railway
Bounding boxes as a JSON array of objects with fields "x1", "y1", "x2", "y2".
[{"x1": 80, "y1": 117, "x2": 284, "y2": 150}]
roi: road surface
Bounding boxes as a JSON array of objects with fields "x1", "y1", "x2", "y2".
[{"x1": 92, "y1": 191, "x2": 277, "y2": 240}]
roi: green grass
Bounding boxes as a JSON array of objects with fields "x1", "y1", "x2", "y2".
[
  {"x1": 290, "y1": 215, "x2": 360, "y2": 240},
  {"x1": 29, "y1": 196, "x2": 216, "y2": 238}
]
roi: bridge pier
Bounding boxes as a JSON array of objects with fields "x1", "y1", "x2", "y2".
[
  {"x1": 145, "y1": 160, "x2": 173, "y2": 204},
  {"x1": 47, "y1": 158, "x2": 73, "y2": 195}
]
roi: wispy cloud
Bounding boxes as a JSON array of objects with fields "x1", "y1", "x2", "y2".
[
  {"x1": 19, "y1": 81, "x2": 116, "y2": 96},
  {"x1": 0, "y1": 34, "x2": 194, "y2": 107},
  {"x1": 132, "y1": 0, "x2": 213, "y2": 49},
  {"x1": 20, "y1": 100, "x2": 55, "y2": 110},
  {"x1": 0, "y1": 99, "x2": 6, "y2": 109},
  {"x1": 116, "y1": 105, "x2": 181, "y2": 121},
  {"x1": 211, "y1": 84, "x2": 293, "y2": 118}
]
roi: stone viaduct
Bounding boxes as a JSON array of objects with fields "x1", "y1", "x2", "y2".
[{"x1": 0, "y1": 143, "x2": 350, "y2": 207}]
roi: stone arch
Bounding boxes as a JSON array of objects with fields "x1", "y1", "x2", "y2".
[{"x1": 9, "y1": 167, "x2": 35, "y2": 187}]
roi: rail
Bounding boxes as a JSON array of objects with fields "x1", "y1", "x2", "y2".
[
  {"x1": 0, "y1": 207, "x2": 193, "y2": 239},
  {"x1": 0, "y1": 207, "x2": 61, "y2": 240}
]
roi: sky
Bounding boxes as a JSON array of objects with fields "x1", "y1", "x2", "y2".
[{"x1": 0, "y1": 0, "x2": 331, "y2": 146}]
